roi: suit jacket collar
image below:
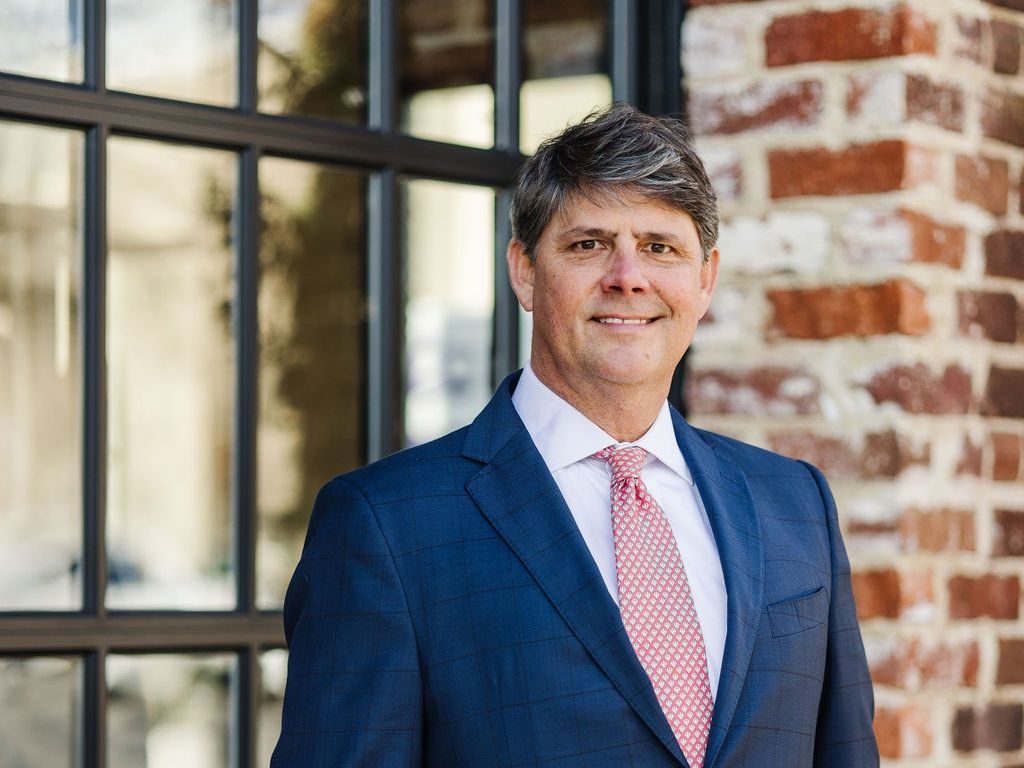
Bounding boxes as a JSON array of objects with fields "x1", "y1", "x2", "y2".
[{"x1": 463, "y1": 372, "x2": 765, "y2": 768}]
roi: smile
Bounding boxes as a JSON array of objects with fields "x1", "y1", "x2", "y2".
[{"x1": 595, "y1": 317, "x2": 654, "y2": 325}]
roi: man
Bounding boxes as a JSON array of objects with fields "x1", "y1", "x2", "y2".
[{"x1": 272, "y1": 104, "x2": 878, "y2": 767}]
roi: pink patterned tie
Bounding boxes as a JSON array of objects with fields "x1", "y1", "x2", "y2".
[{"x1": 594, "y1": 445, "x2": 713, "y2": 768}]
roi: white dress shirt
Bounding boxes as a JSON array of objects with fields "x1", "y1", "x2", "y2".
[{"x1": 511, "y1": 363, "x2": 728, "y2": 700}]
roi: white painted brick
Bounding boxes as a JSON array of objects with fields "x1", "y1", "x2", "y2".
[
  {"x1": 682, "y1": 13, "x2": 747, "y2": 79},
  {"x1": 840, "y1": 208, "x2": 912, "y2": 264},
  {"x1": 699, "y1": 146, "x2": 743, "y2": 202},
  {"x1": 716, "y1": 212, "x2": 830, "y2": 275},
  {"x1": 847, "y1": 69, "x2": 907, "y2": 125}
]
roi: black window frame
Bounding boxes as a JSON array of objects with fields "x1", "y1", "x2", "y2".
[{"x1": 0, "y1": 1, "x2": 683, "y2": 765}]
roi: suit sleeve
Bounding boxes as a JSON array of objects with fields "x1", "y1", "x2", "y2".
[
  {"x1": 800, "y1": 461, "x2": 879, "y2": 767},
  {"x1": 270, "y1": 477, "x2": 423, "y2": 768}
]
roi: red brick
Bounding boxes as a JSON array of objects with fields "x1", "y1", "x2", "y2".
[
  {"x1": 685, "y1": 366, "x2": 820, "y2": 416},
  {"x1": 768, "y1": 432, "x2": 858, "y2": 479},
  {"x1": 901, "y1": 508, "x2": 975, "y2": 553},
  {"x1": 992, "y1": 433, "x2": 1023, "y2": 481},
  {"x1": 982, "y1": 367, "x2": 1024, "y2": 418},
  {"x1": 955, "y1": 154, "x2": 1010, "y2": 215},
  {"x1": 869, "y1": 637, "x2": 980, "y2": 689},
  {"x1": 953, "y1": 704, "x2": 1024, "y2": 752},
  {"x1": 769, "y1": 141, "x2": 932, "y2": 198},
  {"x1": 902, "y1": 210, "x2": 966, "y2": 267},
  {"x1": 958, "y1": 291, "x2": 1018, "y2": 343},
  {"x1": 995, "y1": 509, "x2": 1024, "y2": 557},
  {"x1": 906, "y1": 74, "x2": 964, "y2": 132},
  {"x1": 874, "y1": 706, "x2": 932, "y2": 759},
  {"x1": 768, "y1": 280, "x2": 929, "y2": 339},
  {"x1": 985, "y1": 230, "x2": 1024, "y2": 279},
  {"x1": 997, "y1": 638, "x2": 1024, "y2": 684},
  {"x1": 852, "y1": 569, "x2": 932, "y2": 620},
  {"x1": 853, "y1": 569, "x2": 901, "y2": 619},
  {"x1": 865, "y1": 364, "x2": 973, "y2": 414},
  {"x1": 957, "y1": 434, "x2": 983, "y2": 476},
  {"x1": 689, "y1": 80, "x2": 823, "y2": 135},
  {"x1": 993, "y1": 19, "x2": 1023, "y2": 75},
  {"x1": 765, "y1": 6, "x2": 936, "y2": 67},
  {"x1": 955, "y1": 16, "x2": 984, "y2": 63},
  {"x1": 861, "y1": 430, "x2": 929, "y2": 479},
  {"x1": 948, "y1": 574, "x2": 1020, "y2": 619},
  {"x1": 840, "y1": 209, "x2": 964, "y2": 268},
  {"x1": 982, "y1": 88, "x2": 1024, "y2": 147}
]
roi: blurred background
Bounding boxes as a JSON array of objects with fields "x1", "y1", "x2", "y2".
[{"x1": 0, "y1": 0, "x2": 1021, "y2": 765}]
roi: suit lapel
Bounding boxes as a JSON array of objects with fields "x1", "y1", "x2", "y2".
[
  {"x1": 464, "y1": 376, "x2": 688, "y2": 766},
  {"x1": 671, "y1": 410, "x2": 765, "y2": 768}
]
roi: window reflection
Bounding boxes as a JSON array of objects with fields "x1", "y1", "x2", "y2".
[
  {"x1": 400, "y1": 0, "x2": 494, "y2": 148},
  {"x1": 258, "y1": 648, "x2": 287, "y2": 767},
  {"x1": 402, "y1": 179, "x2": 494, "y2": 446},
  {"x1": 107, "y1": 653, "x2": 234, "y2": 768},
  {"x1": 107, "y1": 0, "x2": 236, "y2": 106},
  {"x1": 0, "y1": 0, "x2": 83, "y2": 82},
  {"x1": 520, "y1": 0, "x2": 611, "y2": 154},
  {"x1": 106, "y1": 137, "x2": 235, "y2": 610},
  {"x1": 0, "y1": 120, "x2": 82, "y2": 610},
  {"x1": 258, "y1": 0, "x2": 368, "y2": 123},
  {"x1": 257, "y1": 156, "x2": 367, "y2": 609},
  {"x1": 0, "y1": 656, "x2": 80, "y2": 767}
]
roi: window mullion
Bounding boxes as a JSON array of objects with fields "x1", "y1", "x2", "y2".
[
  {"x1": 84, "y1": 0, "x2": 105, "y2": 92},
  {"x1": 494, "y1": 0, "x2": 521, "y2": 152},
  {"x1": 238, "y1": 0, "x2": 258, "y2": 112},
  {"x1": 367, "y1": 169, "x2": 402, "y2": 461},
  {"x1": 82, "y1": 122, "x2": 107, "y2": 619},
  {"x1": 610, "y1": 0, "x2": 637, "y2": 104},
  {"x1": 236, "y1": 148, "x2": 260, "y2": 616},
  {"x1": 369, "y1": 0, "x2": 397, "y2": 133}
]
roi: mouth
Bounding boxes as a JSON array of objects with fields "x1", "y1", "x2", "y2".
[{"x1": 593, "y1": 315, "x2": 657, "y2": 326}]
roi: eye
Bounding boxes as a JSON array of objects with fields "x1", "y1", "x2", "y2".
[
  {"x1": 576, "y1": 239, "x2": 598, "y2": 250},
  {"x1": 649, "y1": 242, "x2": 673, "y2": 254}
]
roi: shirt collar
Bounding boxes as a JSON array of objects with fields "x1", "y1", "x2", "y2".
[{"x1": 511, "y1": 363, "x2": 693, "y2": 485}]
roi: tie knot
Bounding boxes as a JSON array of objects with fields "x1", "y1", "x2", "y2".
[{"x1": 593, "y1": 445, "x2": 648, "y2": 483}]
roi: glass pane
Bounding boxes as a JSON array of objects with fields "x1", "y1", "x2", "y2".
[
  {"x1": 107, "y1": 0, "x2": 236, "y2": 106},
  {"x1": 257, "y1": 156, "x2": 367, "y2": 608},
  {"x1": 399, "y1": 0, "x2": 494, "y2": 148},
  {"x1": 402, "y1": 179, "x2": 494, "y2": 446},
  {"x1": 0, "y1": 656, "x2": 80, "y2": 767},
  {"x1": 107, "y1": 653, "x2": 234, "y2": 768},
  {"x1": 106, "y1": 137, "x2": 235, "y2": 610},
  {"x1": 0, "y1": 121, "x2": 82, "y2": 610},
  {"x1": 520, "y1": 0, "x2": 611, "y2": 154},
  {"x1": 258, "y1": 0, "x2": 368, "y2": 124},
  {"x1": 258, "y1": 649, "x2": 287, "y2": 767},
  {"x1": 0, "y1": 0, "x2": 83, "y2": 82}
]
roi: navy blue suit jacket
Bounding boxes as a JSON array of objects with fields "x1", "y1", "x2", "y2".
[{"x1": 272, "y1": 372, "x2": 878, "y2": 767}]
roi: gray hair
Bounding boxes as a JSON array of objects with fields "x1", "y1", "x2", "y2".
[{"x1": 510, "y1": 103, "x2": 719, "y2": 262}]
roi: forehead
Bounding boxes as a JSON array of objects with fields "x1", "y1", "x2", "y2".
[{"x1": 547, "y1": 189, "x2": 697, "y2": 235}]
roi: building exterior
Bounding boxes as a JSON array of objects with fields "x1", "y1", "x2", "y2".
[
  {"x1": 685, "y1": 0, "x2": 1024, "y2": 763},
  {"x1": 0, "y1": 0, "x2": 1022, "y2": 765}
]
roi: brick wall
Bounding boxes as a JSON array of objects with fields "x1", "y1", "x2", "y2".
[{"x1": 683, "y1": 0, "x2": 1024, "y2": 763}]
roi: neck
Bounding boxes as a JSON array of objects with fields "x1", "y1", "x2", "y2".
[{"x1": 529, "y1": 362, "x2": 668, "y2": 443}]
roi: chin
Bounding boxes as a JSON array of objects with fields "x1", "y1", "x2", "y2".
[{"x1": 590, "y1": 359, "x2": 662, "y2": 387}]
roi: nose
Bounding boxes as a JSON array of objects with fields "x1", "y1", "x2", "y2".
[{"x1": 600, "y1": 246, "x2": 650, "y2": 294}]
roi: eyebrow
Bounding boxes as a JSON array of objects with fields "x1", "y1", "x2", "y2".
[{"x1": 556, "y1": 226, "x2": 684, "y2": 244}]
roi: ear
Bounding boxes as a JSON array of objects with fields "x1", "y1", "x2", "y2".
[
  {"x1": 698, "y1": 246, "x2": 720, "y2": 318},
  {"x1": 506, "y1": 239, "x2": 536, "y2": 312}
]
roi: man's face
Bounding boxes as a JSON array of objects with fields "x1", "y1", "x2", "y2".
[{"x1": 508, "y1": 191, "x2": 719, "y2": 403}]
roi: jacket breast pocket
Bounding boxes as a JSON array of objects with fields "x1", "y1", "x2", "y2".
[{"x1": 767, "y1": 586, "x2": 828, "y2": 638}]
